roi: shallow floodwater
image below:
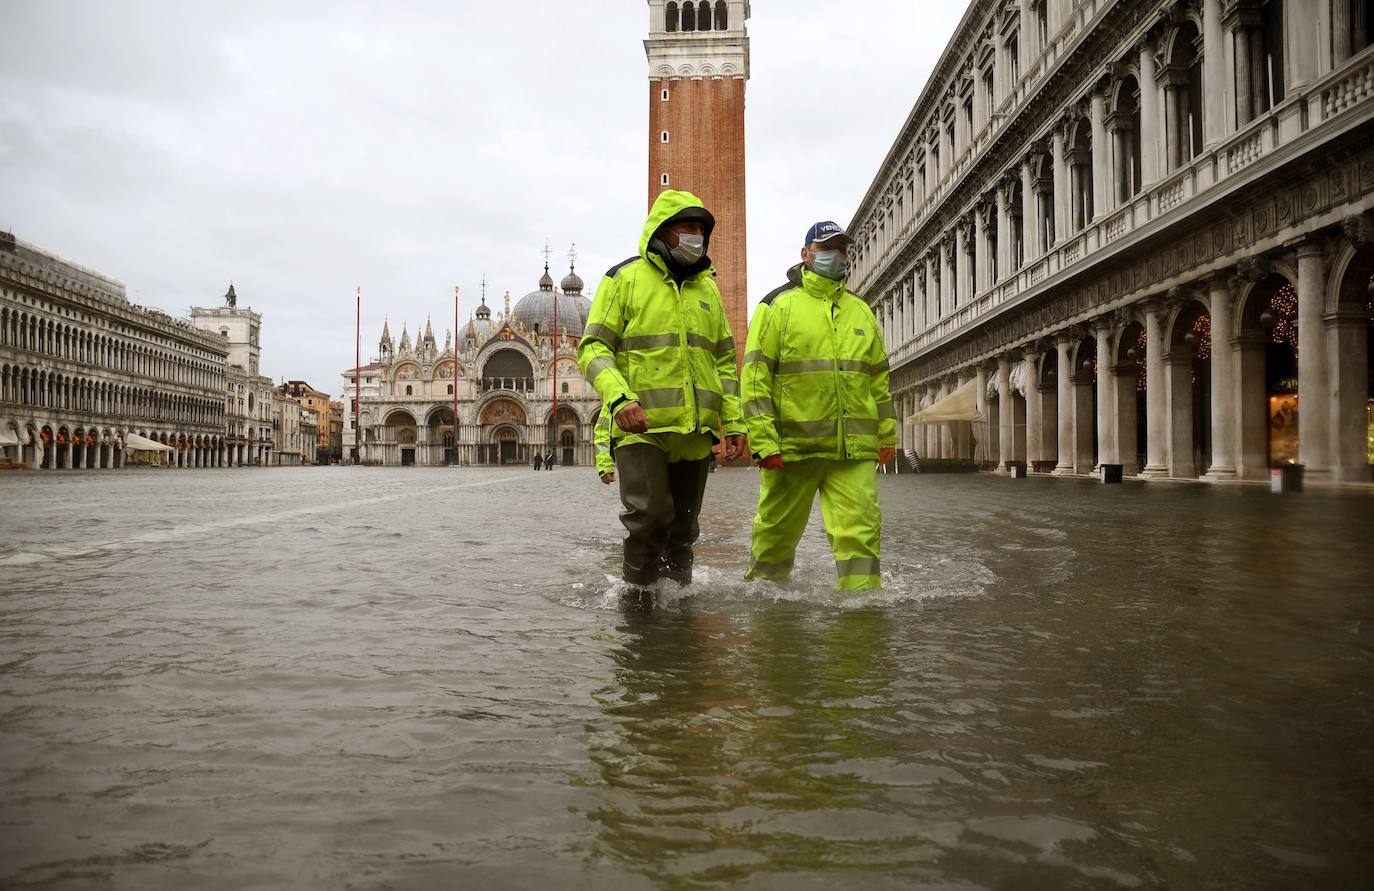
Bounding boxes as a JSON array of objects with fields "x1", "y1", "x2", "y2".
[{"x1": 0, "y1": 466, "x2": 1371, "y2": 889}]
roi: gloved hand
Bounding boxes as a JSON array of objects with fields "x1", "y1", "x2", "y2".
[
  {"x1": 878, "y1": 447, "x2": 897, "y2": 465},
  {"x1": 600, "y1": 472, "x2": 616, "y2": 485},
  {"x1": 758, "y1": 454, "x2": 783, "y2": 470}
]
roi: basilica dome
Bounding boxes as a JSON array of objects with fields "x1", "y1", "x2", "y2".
[
  {"x1": 464, "y1": 297, "x2": 498, "y2": 345},
  {"x1": 512, "y1": 264, "x2": 591, "y2": 337}
]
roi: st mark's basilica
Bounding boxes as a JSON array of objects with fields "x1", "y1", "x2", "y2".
[{"x1": 341, "y1": 257, "x2": 603, "y2": 467}]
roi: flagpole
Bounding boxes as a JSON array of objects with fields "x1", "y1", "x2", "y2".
[
  {"x1": 461, "y1": 283, "x2": 467, "y2": 467},
  {"x1": 354, "y1": 286, "x2": 361, "y2": 465},
  {"x1": 552, "y1": 269, "x2": 558, "y2": 466}
]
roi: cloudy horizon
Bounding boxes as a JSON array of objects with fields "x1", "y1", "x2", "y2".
[{"x1": 1, "y1": 1, "x2": 966, "y2": 397}]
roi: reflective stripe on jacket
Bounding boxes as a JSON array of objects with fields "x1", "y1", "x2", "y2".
[
  {"x1": 742, "y1": 264, "x2": 897, "y2": 462},
  {"x1": 594, "y1": 410, "x2": 614, "y2": 476},
  {"x1": 577, "y1": 190, "x2": 744, "y2": 441}
]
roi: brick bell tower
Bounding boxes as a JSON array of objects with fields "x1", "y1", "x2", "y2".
[{"x1": 645, "y1": 1, "x2": 750, "y2": 357}]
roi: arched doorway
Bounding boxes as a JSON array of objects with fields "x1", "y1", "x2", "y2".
[
  {"x1": 1165, "y1": 299, "x2": 1212, "y2": 478},
  {"x1": 1329, "y1": 244, "x2": 1374, "y2": 481},
  {"x1": 1235, "y1": 273, "x2": 1298, "y2": 478},
  {"x1": 427, "y1": 407, "x2": 456, "y2": 466},
  {"x1": 1113, "y1": 321, "x2": 1147, "y2": 474},
  {"x1": 1070, "y1": 335, "x2": 1098, "y2": 472},
  {"x1": 480, "y1": 398, "x2": 526, "y2": 464},
  {"x1": 384, "y1": 409, "x2": 418, "y2": 466},
  {"x1": 546, "y1": 405, "x2": 580, "y2": 467}
]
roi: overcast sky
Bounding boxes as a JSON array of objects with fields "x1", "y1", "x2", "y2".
[{"x1": 1, "y1": 1, "x2": 966, "y2": 396}]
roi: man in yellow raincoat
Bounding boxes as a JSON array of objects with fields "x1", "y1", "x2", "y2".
[
  {"x1": 742, "y1": 221, "x2": 897, "y2": 590},
  {"x1": 578, "y1": 190, "x2": 746, "y2": 588}
]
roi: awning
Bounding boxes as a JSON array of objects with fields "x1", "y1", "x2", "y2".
[
  {"x1": 124, "y1": 432, "x2": 173, "y2": 452},
  {"x1": 0, "y1": 429, "x2": 19, "y2": 447},
  {"x1": 908, "y1": 379, "x2": 984, "y2": 425}
]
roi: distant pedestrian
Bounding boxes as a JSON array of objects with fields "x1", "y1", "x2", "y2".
[
  {"x1": 545, "y1": 450, "x2": 556, "y2": 469},
  {"x1": 742, "y1": 221, "x2": 897, "y2": 591},
  {"x1": 533, "y1": 452, "x2": 543, "y2": 471}
]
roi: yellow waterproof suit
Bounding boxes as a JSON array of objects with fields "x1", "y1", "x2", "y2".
[
  {"x1": 594, "y1": 410, "x2": 614, "y2": 478},
  {"x1": 742, "y1": 264, "x2": 897, "y2": 590},
  {"x1": 578, "y1": 190, "x2": 744, "y2": 586}
]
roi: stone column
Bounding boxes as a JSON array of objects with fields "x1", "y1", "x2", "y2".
[
  {"x1": 1140, "y1": 300, "x2": 1169, "y2": 476},
  {"x1": 997, "y1": 355, "x2": 1013, "y2": 472},
  {"x1": 924, "y1": 135, "x2": 936, "y2": 200},
  {"x1": 1229, "y1": 3, "x2": 1260, "y2": 126},
  {"x1": 956, "y1": 371, "x2": 974, "y2": 459},
  {"x1": 974, "y1": 207, "x2": 989, "y2": 293},
  {"x1": 1138, "y1": 38, "x2": 1161, "y2": 186},
  {"x1": 995, "y1": 185, "x2": 1011, "y2": 277},
  {"x1": 1296, "y1": 239, "x2": 1330, "y2": 476},
  {"x1": 1090, "y1": 88, "x2": 1109, "y2": 218},
  {"x1": 926, "y1": 387, "x2": 941, "y2": 457},
  {"x1": 1204, "y1": 275, "x2": 1238, "y2": 479},
  {"x1": 1111, "y1": 119, "x2": 1129, "y2": 204},
  {"x1": 954, "y1": 223, "x2": 968, "y2": 309},
  {"x1": 1054, "y1": 334, "x2": 1075, "y2": 473},
  {"x1": 1328, "y1": 311, "x2": 1368, "y2": 482},
  {"x1": 1166, "y1": 356, "x2": 1195, "y2": 477},
  {"x1": 1164, "y1": 80, "x2": 1183, "y2": 171},
  {"x1": 1112, "y1": 360, "x2": 1140, "y2": 475},
  {"x1": 945, "y1": 239, "x2": 958, "y2": 317},
  {"x1": 938, "y1": 378, "x2": 954, "y2": 458},
  {"x1": 1202, "y1": 0, "x2": 1226, "y2": 146},
  {"x1": 1236, "y1": 334, "x2": 1269, "y2": 479},
  {"x1": 975, "y1": 364, "x2": 990, "y2": 464},
  {"x1": 1023, "y1": 347, "x2": 1042, "y2": 468},
  {"x1": 1094, "y1": 318, "x2": 1116, "y2": 467},
  {"x1": 1021, "y1": 158, "x2": 1038, "y2": 260},
  {"x1": 1333, "y1": 0, "x2": 1353, "y2": 65},
  {"x1": 1286, "y1": 0, "x2": 1319, "y2": 91},
  {"x1": 1052, "y1": 124, "x2": 1069, "y2": 240},
  {"x1": 1072, "y1": 359, "x2": 1096, "y2": 474},
  {"x1": 924, "y1": 253, "x2": 937, "y2": 323}
]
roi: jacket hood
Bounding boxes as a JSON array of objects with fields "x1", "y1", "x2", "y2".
[{"x1": 640, "y1": 190, "x2": 716, "y2": 277}]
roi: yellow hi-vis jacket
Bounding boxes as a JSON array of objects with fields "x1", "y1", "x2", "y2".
[
  {"x1": 594, "y1": 410, "x2": 614, "y2": 476},
  {"x1": 742, "y1": 264, "x2": 897, "y2": 462},
  {"x1": 577, "y1": 190, "x2": 744, "y2": 443}
]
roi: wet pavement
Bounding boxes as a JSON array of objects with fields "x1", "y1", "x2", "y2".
[{"x1": 0, "y1": 466, "x2": 1371, "y2": 889}]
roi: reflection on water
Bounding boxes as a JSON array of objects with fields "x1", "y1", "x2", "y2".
[{"x1": 0, "y1": 468, "x2": 1371, "y2": 889}]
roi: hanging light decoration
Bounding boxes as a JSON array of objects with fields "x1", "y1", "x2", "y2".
[{"x1": 1268, "y1": 283, "x2": 1298, "y2": 355}]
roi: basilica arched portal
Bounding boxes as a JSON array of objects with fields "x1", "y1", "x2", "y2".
[{"x1": 480, "y1": 398, "x2": 526, "y2": 465}]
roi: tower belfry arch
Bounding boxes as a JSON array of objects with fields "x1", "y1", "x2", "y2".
[{"x1": 645, "y1": 0, "x2": 750, "y2": 363}]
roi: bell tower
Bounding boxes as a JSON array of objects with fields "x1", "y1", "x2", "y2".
[{"x1": 645, "y1": 0, "x2": 749, "y2": 357}]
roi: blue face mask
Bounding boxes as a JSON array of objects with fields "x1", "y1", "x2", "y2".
[{"x1": 811, "y1": 249, "x2": 847, "y2": 280}]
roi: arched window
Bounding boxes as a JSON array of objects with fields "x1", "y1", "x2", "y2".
[
  {"x1": 447, "y1": 384, "x2": 454, "y2": 395},
  {"x1": 665, "y1": 1, "x2": 678, "y2": 32},
  {"x1": 561, "y1": 381, "x2": 569, "y2": 394},
  {"x1": 1112, "y1": 75, "x2": 1142, "y2": 202},
  {"x1": 405, "y1": 385, "x2": 413, "y2": 396},
  {"x1": 1166, "y1": 23, "x2": 1203, "y2": 168},
  {"x1": 714, "y1": 0, "x2": 728, "y2": 30},
  {"x1": 681, "y1": 1, "x2": 695, "y2": 32}
]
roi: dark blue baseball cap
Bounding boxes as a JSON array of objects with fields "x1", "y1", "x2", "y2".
[{"x1": 804, "y1": 220, "x2": 852, "y2": 246}]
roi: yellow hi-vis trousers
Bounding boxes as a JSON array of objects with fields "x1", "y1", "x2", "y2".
[{"x1": 748, "y1": 459, "x2": 882, "y2": 590}]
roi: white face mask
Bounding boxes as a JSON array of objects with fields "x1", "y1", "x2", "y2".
[
  {"x1": 670, "y1": 233, "x2": 705, "y2": 265},
  {"x1": 811, "y1": 249, "x2": 847, "y2": 280}
]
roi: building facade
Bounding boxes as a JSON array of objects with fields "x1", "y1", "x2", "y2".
[
  {"x1": 1, "y1": 233, "x2": 230, "y2": 469},
  {"x1": 848, "y1": 0, "x2": 1374, "y2": 483},
  {"x1": 343, "y1": 263, "x2": 603, "y2": 466},
  {"x1": 191, "y1": 288, "x2": 277, "y2": 466},
  {"x1": 279, "y1": 380, "x2": 333, "y2": 462},
  {"x1": 646, "y1": 0, "x2": 750, "y2": 359}
]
